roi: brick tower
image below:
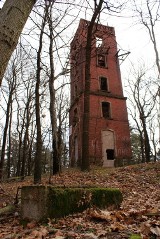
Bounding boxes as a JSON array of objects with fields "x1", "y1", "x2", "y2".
[{"x1": 69, "y1": 19, "x2": 132, "y2": 167}]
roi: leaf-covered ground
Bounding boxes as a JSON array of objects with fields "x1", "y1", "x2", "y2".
[{"x1": 0, "y1": 162, "x2": 160, "y2": 239}]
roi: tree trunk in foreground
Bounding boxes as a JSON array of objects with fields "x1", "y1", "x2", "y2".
[
  {"x1": 34, "y1": 6, "x2": 48, "y2": 184},
  {"x1": 48, "y1": 5, "x2": 59, "y2": 175},
  {"x1": 0, "y1": 0, "x2": 36, "y2": 85},
  {"x1": 81, "y1": 0, "x2": 103, "y2": 171}
]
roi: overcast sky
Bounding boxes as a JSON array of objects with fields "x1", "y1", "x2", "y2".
[
  {"x1": 0, "y1": 0, "x2": 159, "y2": 130},
  {"x1": 0, "y1": 0, "x2": 158, "y2": 72}
]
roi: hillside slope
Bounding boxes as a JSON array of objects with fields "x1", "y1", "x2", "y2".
[{"x1": 0, "y1": 162, "x2": 160, "y2": 238}]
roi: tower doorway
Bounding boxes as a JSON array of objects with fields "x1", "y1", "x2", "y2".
[{"x1": 102, "y1": 130, "x2": 115, "y2": 167}]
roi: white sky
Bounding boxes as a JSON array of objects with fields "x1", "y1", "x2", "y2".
[
  {"x1": 0, "y1": 0, "x2": 159, "y2": 146},
  {"x1": 0, "y1": 0, "x2": 157, "y2": 74}
]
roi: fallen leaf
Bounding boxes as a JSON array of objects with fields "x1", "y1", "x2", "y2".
[
  {"x1": 150, "y1": 226, "x2": 160, "y2": 236},
  {"x1": 54, "y1": 237, "x2": 65, "y2": 239},
  {"x1": 82, "y1": 232, "x2": 98, "y2": 239},
  {"x1": 110, "y1": 222, "x2": 127, "y2": 231},
  {"x1": 89, "y1": 209, "x2": 111, "y2": 221},
  {"x1": 54, "y1": 230, "x2": 64, "y2": 237},
  {"x1": 27, "y1": 221, "x2": 37, "y2": 229}
]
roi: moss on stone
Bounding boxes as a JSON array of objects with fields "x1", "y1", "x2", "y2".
[
  {"x1": 90, "y1": 188, "x2": 122, "y2": 208},
  {"x1": 47, "y1": 187, "x2": 122, "y2": 218},
  {"x1": 129, "y1": 234, "x2": 142, "y2": 239},
  {"x1": 47, "y1": 188, "x2": 87, "y2": 218}
]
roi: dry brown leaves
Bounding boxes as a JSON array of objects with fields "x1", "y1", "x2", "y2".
[{"x1": 0, "y1": 162, "x2": 160, "y2": 238}]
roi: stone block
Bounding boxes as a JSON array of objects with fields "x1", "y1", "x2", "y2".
[{"x1": 21, "y1": 186, "x2": 123, "y2": 221}]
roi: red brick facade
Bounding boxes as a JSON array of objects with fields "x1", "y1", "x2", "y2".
[{"x1": 69, "y1": 19, "x2": 132, "y2": 167}]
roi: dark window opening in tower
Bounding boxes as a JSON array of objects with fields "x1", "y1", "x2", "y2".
[
  {"x1": 73, "y1": 108, "x2": 78, "y2": 126},
  {"x1": 100, "y1": 77, "x2": 108, "y2": 91},
  {"x1": 96, "y1": 37, "x2": 103, "y2": 48},
  {"x1": 97, "y1": 54, "x2": 106, "y2": 67},
  {"x1": 102, "y1": 102, "x2": 110, "y2": 118},
  {"x1": 74, "y1": 85, "x2": 78, "y2": 97}
]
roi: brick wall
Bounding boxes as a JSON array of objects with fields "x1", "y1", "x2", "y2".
[{"x1": 69, "y1": 19, "x2": 132, "y2": 167}]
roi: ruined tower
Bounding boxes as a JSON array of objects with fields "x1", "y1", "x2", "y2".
[{"x1": 69, "y1": 19, "x2": 132, "y2": 167}]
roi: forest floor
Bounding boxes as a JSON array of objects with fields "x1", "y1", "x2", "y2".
[{"x1": 0, "y1": 162, "x2": 160, "y2": 239}]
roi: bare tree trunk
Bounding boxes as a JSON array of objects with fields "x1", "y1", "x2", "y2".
[
  {"x1": 135, "y1": 94, "x2": 151, "y2": 163},
  {"x1": 139, "y1": 130, "x2": 145, "y2": 163},
  {"x1": 16, "y1": 107, "x2": 25, "y2": 177},
  {"x1": 0, "y1": 102, "x2": 10, "y2": 180},
  {"x1": 141, "y1": 117, "x2": 151, "y2": 162},
  {"x1": 57, "y1": 102, "x2": 65, "y2": 172},
  {"x1": 34, "y1": 7, "x2": 47, "y2": 184},
  {"x1": 150, "y1": 123, "x2": 158, "y2": 162},
  {"x1": 47, "y1": 4, "x2": 59, "y2": 175},
  {"x1": 134, "y1": 118, "x2": 145, "y2": 163},
  {"x1": 34, "y1": 55, "x2": 42, "y2": 183},
  {"x1": 27, "y1": 123, "x2": 35, "y2": 176},
  {"x1": 0, "y1": 76, "x2": 15, "y2": 180},
  {"x1": 21, "y1": 121, "x2": 29, "y2": 180},
  {"x1": 0, "y1": 0, "x2": 36, "y2": 84},
  {"x1": 21, "y1": 91, "x2": 32, "y2": 179},
  {"x1": 7, "y1": 102, "x2": 12, "y2": 178},
  {"x1": 127, "y1": 65, "x2": 154, "y2": 163},
  {"x1": 81, "y1": 0, "x2": 103, "y2": 171}
]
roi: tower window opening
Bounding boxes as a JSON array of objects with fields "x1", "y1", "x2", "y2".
[
  {"x1": 100, "y1": 77, "x2": 108, "y2": 91},
  {"x1": 74, "y1": 85, "x2": 78, "y2": 97},
  {"x1": 73, "y1": 108, "x2": 78, "y2": 126},
  {"x1": 102, "y1": 102, "x2": 110, "y2": 118},
  {"x1": 96, "y1": 37, "x2": 103, "y2": 47},
  {"x1": 97, "y1": 54, "x2": 106, "y2": 67}
]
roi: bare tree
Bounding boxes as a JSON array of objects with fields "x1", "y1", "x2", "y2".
[
  {"x1": 16, "y1": 99, "x2": 27, "y2": 177},
  {"x1": 6, "y1": 96, "x2": 13, "y2": 178},
  {"x1": 149, "y1": 112, "x2": 159, "y2": 161},
  {"x1": 27, "y1": 121, "x2": 36, "y2": 176},
  {"x1": 46, "y1": 2, "x2": 59, "y2": 175},
  {"x1": 38, "y1": 1, "x2": 74, "y2": 175},
  {"x1": 126, "y1": 63, "x2": 158, "y2": 162},
  {"x1": 0, "y1": 65, "x2": 17, "y2": 180},
  {"x1": 21, "y1": 80, "x2": 34, "y2": 180},
  {"x1": 0, "y1": 0, "x2": 73, "y2": 180},
  {"x1": 132, "y1": 0, "x2": 160, "y2": 77},
  {"x1": 56, "y1": 86, "x2": 70, "y2": 170},
  {"x1": 34, "y1": 5, "x2": 48, "y2": 184}
]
